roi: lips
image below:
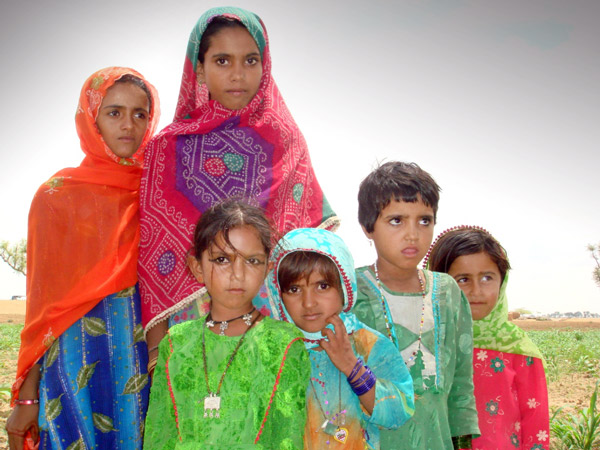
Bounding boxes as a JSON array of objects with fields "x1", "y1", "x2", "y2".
[
  {"x1": 302, "y1": 312, "x2": 322, "y2": 321},
  {"x1": 401, "y1": 247, "x2": 419, "y2": 257},
  {"x1": 228, "y1": 288, "x2": 245, "y2": 295}
]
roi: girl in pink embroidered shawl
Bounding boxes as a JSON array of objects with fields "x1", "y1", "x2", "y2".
[
  {"x1": 138, "y1": 7, "x2": 339, "y2": 338},
  {"x1": 427, "y1": 226, "x2": 549, "y2": 450}
]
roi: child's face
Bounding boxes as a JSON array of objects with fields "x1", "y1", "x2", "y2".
[
  {"x1": 363, "y1": 197, "x2": 435, "y2": 273},
  {"x1": 448, "y1": 252, "x2": 502, "y2": 320},
  {"x1": 281, "y1": 270, "x2": 344, "y2": 333},
  {"x1": 196, "y1": 26, "x2": 262, "y2": 110},
  {"x1": 189, "y1": 225, "x2": 270, "y2": 313},
  {"x1": 96, "y1": 82, "x2": 150, "y2": 158}
]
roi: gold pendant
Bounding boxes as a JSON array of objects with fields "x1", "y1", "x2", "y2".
[{"x1": 334, "y1": 427, "x2": 348, "y2": 444}]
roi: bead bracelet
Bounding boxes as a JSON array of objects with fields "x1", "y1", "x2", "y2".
[{"x1": 15, "y1": 399, "x2": 39, "y2": 405}]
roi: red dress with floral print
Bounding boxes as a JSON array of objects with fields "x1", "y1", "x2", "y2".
[{"x1": 472, "y1": 348, "x2": 549, "y2": 450}]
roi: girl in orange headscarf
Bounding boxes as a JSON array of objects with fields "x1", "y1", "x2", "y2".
[{"x1": 6, "y1": 67, "x2": 160, "y2": 450}]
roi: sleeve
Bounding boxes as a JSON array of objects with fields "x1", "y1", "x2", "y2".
[
  {"x1": 515, "y1": 356, "x2": 550, "y2": 449},
  {"x1": 446, "y1": 281, "x2": 480, "y2": 439},
  {"x1": 256, "y1": 338, "x2": 310, "y2": 450},
  {"x1": 362, "y1": 332, "x2": 415, "y2": 429},
  {"x1": 143, "y1": 334, "x2": 178, "y2": 450}
]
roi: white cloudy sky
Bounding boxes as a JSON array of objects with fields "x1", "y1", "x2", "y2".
[{"x1": 0, "y1": 0, "x2": 598, "y2": 313}]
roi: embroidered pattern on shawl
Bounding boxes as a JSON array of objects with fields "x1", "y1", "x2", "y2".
[
  {"x1": 13, "y1": 67, "x2": 160, "y2": 403},
  {"x1": 139, "y1": 7, "x2": 339, "y2": 330}
]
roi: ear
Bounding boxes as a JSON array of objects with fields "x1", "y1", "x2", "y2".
[
  {"x1": 187, "y1": 254, "x2": 205, "y2": 284},
  {"x1": 195, "y1": 62, "x2": 205, "y2": 85},
  {"x1": 266, "y1": 261, "x2": 274, "y2": 273},
  {"x1": 361, "y1": 225, "x2": 373, "y2": 240}
]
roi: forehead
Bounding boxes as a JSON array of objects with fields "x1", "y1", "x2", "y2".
[
  {"x1": 207, "y1": 26, "x2": 259, "y2": 54},
  {"x1": 101, "y1": 82, "x2": 149, "y2": 107},
  {"x1": 449, "y1": 252, "x2": 500, "y2": 274},
  {"x1": 207, "y1": 226, "x2": 266, "y2": 254},
  {"x1": 380, "y1": 197, "x2": 434, "y2": 216}
]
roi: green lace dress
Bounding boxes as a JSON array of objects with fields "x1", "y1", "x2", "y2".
[
  {"x1": 354, "y1": 268, "x2": 480, "y2": 450},
  {"x1": 144, "y1": 316, "x2": 310, "y2": 450}
]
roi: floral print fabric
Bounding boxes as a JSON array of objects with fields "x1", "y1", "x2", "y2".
[{"x1": 472, "y1": 348, "x2": 549, "y2": 450}]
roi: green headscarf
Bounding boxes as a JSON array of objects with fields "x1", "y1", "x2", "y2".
[{"x1": 426, "y1": 226, "x2": 543, "y2": 359}]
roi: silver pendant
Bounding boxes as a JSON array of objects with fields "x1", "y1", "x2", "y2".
[
  {"x1": 242, "y1": 313, "x2": 253, "y2": 326},
  {"x1": 206, "y1": 320, "x2": 215, "y2": 328},
  {"x1": 203, "y1": 393, "x2": 221, "y2": 418},
  {"x1": 219, "y1": 321, "x2": 228, "y2": 335}
]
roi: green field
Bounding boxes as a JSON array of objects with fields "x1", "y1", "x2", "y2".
[{"x1": 0, "y1": 324, "x2": 598, "y2": 448}]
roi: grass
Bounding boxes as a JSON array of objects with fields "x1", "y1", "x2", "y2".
[
  {"x1": 529, "y1": 330, "x2": 600, "y2": 450},
  {"x1": 529, "y1": 330, "x2": 600, "y2": 382}
]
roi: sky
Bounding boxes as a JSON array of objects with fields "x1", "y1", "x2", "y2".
[{"x1": 0, "y1": 0, "x2": 598, "y2": 313}]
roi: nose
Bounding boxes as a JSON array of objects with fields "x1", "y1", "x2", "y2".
[
  {"x1": 301, "y1": 290, "x2": 317, "y2": 309},
  {"x1": 230, "y1": 61, "x2": 244, "y2": 81},
  {"x1": 405, "y1": 222, "x2": 418, "y2": 242},
  {"x1": 470, "y1": 280, "x2": 483, "y2": 298},
  {"x1": 229, "y1": 257, "x2": 246, "y2": 281},
  {"x1": 121, "y1": 114, "x2": 134, "y2": 130}
]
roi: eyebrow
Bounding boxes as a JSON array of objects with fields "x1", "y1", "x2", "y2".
[
  {"x1": 101, "y1": 104, "x2": 149, "y2": 112},
  {"x1": 453, "y1": 271, "x2": 497, "y2": 278},
  {"x1": 211, "y1": 51, "x2": 261, "y2": 58}
]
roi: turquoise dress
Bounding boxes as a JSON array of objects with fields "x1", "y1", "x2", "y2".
[
  {"x1": 38, "y1": 285, "x2": 149, "y2": 450},
  {"x1": 354, "y1": 267, "x2": 480, "y2": 450},
  {"x1": 144, "y1": 316, "x2": 310, "y2": 450},
  {"x1": 264, "y1": 228, "x2": 415, "y2": 449}
]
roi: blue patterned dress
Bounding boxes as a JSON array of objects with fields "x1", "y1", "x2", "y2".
[{"x1": 37, "y1": 285, "x2": 149, "y2": 450}]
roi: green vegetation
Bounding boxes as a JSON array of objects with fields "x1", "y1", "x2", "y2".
[
  {"x1": 529, "y1": 330, "x2": 600, "y2": 382},
  {"x1": 551, "y1": 382, "x2": 600, "y2": 450},
  {"x1": 0, "y1": 239, "x2": 27, "y2": 276}
]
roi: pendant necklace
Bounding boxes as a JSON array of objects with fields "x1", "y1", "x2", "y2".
[
  {"x1": 206, "y1": 307, "x2": 256, "y2": 336},
  {"x1": 373, "y1": 262, "x2": 426, "y2": 362},
  {"x1": 310, "y1": 367, "x2": 348, "y2": 445},
  {"x1": 201, "y1": 311, "x2": 260, "y2": 418}
]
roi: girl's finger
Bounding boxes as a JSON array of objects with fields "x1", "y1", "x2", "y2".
[{"x1": 326, "y1": 314, "x2": 349, "y2": 340}]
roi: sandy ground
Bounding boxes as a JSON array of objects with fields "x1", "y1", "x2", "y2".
[{"x1": 513, "y1": 317, "x2": 600, "y2": 330}]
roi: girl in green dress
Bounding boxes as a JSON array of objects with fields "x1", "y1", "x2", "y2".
[{"x1": 144, "y1": 200, "x2": 310, "y2": 450}]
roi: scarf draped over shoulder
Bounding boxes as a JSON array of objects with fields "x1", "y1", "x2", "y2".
[
  {"x1": 13, "y1": 67, "x2": 160, "y2": 402},
  {"x1": 139, "y1": 7, "x2": 339, "y2": 330}
]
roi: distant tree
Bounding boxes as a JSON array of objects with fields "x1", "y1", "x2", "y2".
[
  {"x1": 588, "y1": 243, "x2": 600, "y2": 288},
  {"x1": 0, "y1": 239, "x2": 26, "y2": 276}
]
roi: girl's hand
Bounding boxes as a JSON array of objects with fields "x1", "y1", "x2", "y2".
[
  {"x1": 319, "y1": 314, "x2": 358, "y2": 376},
  {"x1": 6, "y1": 404, "x2": 40, "y2": 449}
]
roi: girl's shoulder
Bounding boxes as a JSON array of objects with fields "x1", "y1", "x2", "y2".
[
  {"x1": 167, "y1": 317, "x2": 206, "y2": 339},
  {"x1": 258, "y1": 315, "x2": 305, "y2": 342},
  {"x1": 426, "y1": 270, "x2": 463, "y2": 303}
]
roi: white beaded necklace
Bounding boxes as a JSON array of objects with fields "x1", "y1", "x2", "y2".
[{"x1": 373, "y1": 262, "x2": 426, "y2": 362}]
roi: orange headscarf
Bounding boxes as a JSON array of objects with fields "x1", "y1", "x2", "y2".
[{"x1": 12, "y1": 67, "x2": 160, "y2": 402}]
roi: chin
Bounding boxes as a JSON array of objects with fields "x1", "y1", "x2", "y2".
[{"x1": 299, "y1": 324, "x2": 324, "y2": 334}]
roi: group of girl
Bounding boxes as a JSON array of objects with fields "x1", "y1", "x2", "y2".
[{"x1": 6, "y1": 6, "x2": 548, "y2": 450}]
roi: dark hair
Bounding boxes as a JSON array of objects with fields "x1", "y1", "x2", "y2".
[
  {"x1": 192, "y1": 199, "x2": 273, "y2": 258},
  {"x1": 427, "y1": 228, "x2": 511, "y2": 282},
  {"x1": 278, "y1": 252, "x2": 342, "y2": 295},
  {"x1": 198, "y1": 17, "x2": 247, "y2": 64},
  {"x1": 358, "y1": 161, "x2": 441, "y2": 233},
  {"x1": 114, "y1": 74, "x2": 153, "y2": 114}
]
